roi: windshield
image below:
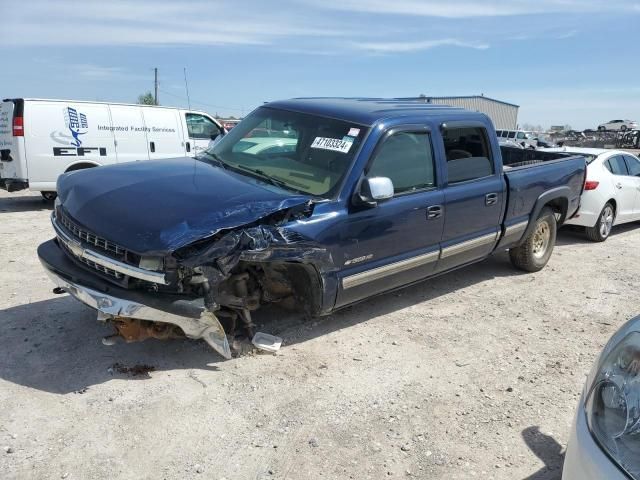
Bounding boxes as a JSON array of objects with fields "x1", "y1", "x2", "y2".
[{"x1": 203, "y1": 107, "x2": 367, "y2": 197}]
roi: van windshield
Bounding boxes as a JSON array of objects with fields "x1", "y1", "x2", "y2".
[{"x1": 202, "y1": 107, "x2": 367, "y2": 197}]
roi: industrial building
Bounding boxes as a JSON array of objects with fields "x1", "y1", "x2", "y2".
[{"x1": 399, "y1": 95, "x2": 519, "y2": 130}]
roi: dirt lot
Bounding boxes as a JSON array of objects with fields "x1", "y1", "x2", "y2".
[{"x1": 1, "y1": 189, "x2": 637, "y2": 480}]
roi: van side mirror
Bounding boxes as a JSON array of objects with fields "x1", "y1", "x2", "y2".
[
  {"x1": 210, "y1": 129, "x2": 226, "y2": 141},
  {"x1": 357, "y1": 177, "x2": 394, "y2": 206}
]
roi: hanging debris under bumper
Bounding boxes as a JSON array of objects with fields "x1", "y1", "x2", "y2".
[{"x1": 38, "y1": 238, "x2": 232, "y2": 358}]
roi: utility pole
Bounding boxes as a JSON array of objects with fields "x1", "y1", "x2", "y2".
[{"x1": 154, "y1": 68, "x2": 159, "y2": 105}]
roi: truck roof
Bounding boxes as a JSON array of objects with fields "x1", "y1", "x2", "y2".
[{"x1": 266, "y1": 97, "x2": 480, "y2": 126}]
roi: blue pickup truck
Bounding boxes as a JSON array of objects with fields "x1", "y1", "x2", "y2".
[{"x1": 38, "y1": 98, "x2": 586, "y2": 358}]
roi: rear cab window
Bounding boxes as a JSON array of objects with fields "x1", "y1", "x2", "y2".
[{"x1": 442, "y1": 126, "x2": 495, "y2": 184}]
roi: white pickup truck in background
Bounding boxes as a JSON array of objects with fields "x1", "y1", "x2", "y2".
[{"x1": 0, "y1": 98, "x2": 225, "y2": 199}]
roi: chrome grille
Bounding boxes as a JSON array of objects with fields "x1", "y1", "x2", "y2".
[
  {"x1": 58, "y1": 210, "x2": 126, "y2": 257},
  {"x1": 58, "y1": 238, "x2": 125, "y2": 280}
]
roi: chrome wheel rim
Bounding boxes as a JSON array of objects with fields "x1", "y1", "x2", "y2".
[
  {"x1": 600, "y1": 205, "x2": 614, "y2": 238},
  {"x1": 532, "y1": 220, "x2": 551, "y2": 259}
]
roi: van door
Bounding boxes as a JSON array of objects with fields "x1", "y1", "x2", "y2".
[
  {"x1": 0, "y1": 100, "x2": 28, "y2": 190},
  {"x1": 437, "y1": 124, "x2": 504, "y2": 272},
  {"x1": 27, "y1": 101, "x2": 115, "y2": 190},
  {"x1": 108, "y1": 105, "x2": 150, "y2": 163},
  {"x1": 141, "y1": 107, "x2": 185, "y2": 160},
  {"x1": 184, "y1": 112, "x2": 224, "y2": 155}
]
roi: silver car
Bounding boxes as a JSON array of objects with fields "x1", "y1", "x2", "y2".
[{"x1": 563, "y1": 315, "x2": 640, "y2": 479}]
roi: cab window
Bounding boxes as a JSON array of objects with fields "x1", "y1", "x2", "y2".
[
  {"x1": 443, "y1": 126, "x2": 494, "y2": 184},
  {"x1": 367, "y1": 131, "x2": 435, "y2": 194},
  {"x1": 186, "y1": 113, "x2": 222, "y2": 139}
]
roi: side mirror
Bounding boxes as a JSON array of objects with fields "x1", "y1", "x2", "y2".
[
  {"x1": 357, "y1": 177, "x2": 394, "y2": 206},
  {"x1": 210, "y1": 129, "x2": 226, "y2": 141}
]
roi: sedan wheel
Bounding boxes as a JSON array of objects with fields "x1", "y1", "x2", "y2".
[{"x1": 586, "y1": 203, "x2": 615, "y2": 242}]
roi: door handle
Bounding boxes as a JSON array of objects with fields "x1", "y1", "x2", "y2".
[
  {"x1": 185, "y1": 141, "x2": 191, "y2": 153},
  {"x1": 150, "y1": 141, "x2": 156, "y2": 153},
  {"x1": 616, "y1": 182, "x2": 623, "y2": 189},
  {"x1": 485, "y1": 193, "x2": 498, "y2": 206},
  {"x1": 427, "y1": 205, "x2": 443, "y2": 219}
]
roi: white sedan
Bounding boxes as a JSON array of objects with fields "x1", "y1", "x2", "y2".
[
  {"x1": 546, "y1": 148, "x2": 640, "y2": 241},
  {"x1": 563, "y1": 315, "x2": 640, "y2": 479},
  {"x1": 597, "y1": 119, "x2": 638, "y2": 131}
]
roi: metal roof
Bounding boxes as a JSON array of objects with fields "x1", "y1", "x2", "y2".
[
  {"x1": 265, "y1": 97, "x2": 478, "y2": 126},
  {"x1": 397, "y1": 95, "x2": 520, "y2": 108}
]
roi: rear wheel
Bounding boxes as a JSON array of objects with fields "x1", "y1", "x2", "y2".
[
  {"x1": 585, "y1": 203, "x2": 614, "y2": 242},
  {"x1": 509, "y1": 207, "x2": 557, "y2": 272},
  {"x1": 41, "y1": 191, "x2": 57, "y2": 202},
  {"x1": 621, "y1": 125, "x2": 628, "y2": 132}
]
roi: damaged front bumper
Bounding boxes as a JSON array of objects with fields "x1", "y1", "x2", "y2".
[{"x1": 37, "y1": 239, "x2": 231, "y2": 359}]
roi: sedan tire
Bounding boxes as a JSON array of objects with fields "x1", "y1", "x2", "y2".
[{"x1": 585, "y1": 202, "x2": 614, "y2": 242}]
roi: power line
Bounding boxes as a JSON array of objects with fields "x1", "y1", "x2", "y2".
[{"x1": 157, "y1": 88, "x2": 246, "y2": 114}]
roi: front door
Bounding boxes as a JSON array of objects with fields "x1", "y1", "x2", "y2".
[
  {"x1": 185, "y1": 113, "x2": 224, "y2": 156},
  {"x1": 335, "y1": 128, "x2": 444, "y2": 308},
  {"x1": 437, "y1": 125, "x2": 504, "y2": 272}
]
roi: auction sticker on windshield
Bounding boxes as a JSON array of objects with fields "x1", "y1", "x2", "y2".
[{"x1": 311, "y1": 136, "x2": 353, "y2": 154}]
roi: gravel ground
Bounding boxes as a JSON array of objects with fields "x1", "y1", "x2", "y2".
[{"x1": 1, "y1": 189, "x2": 637, "y2": 480}]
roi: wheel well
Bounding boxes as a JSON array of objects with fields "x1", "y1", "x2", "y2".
[
  {"x1": 65, "y1": 162, "x2": 99, "y2": 173},
  {"x1": 606, "y1": 199, "x2": 617, "y2": 216},
  {"x1": 545, "y1": 197, "x2": 569, "y2": 224}
]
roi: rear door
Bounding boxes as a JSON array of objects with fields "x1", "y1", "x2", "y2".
[
  {"x1": 0, "y1": 100, "x2": 27, "y2": 185},
  {"x1": 108, "y1": 105, "x2": 150, "y2": 163},
  {"x1": 437, "y1": 124, "x2": 504, "y2": 272},
  {"x1": 605, "y1": 155, "x2": 637, "y2": 222},
  {"x1": 140, "y1": 107, "x2": 185, "y2": 160},
  {"x1": 335, "y1": 127, "x2": 444, "y2": 308},
  {"x1": 622, "y1": 154, "x2": 640, "y2": 219},
  {"x1": 184, "y1": 112, "x2": 224, "y2": 156}
]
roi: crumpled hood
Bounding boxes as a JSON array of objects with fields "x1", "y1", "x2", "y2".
[{"x1": 57, "y1": 158, "x2": 311, "y2": 255}]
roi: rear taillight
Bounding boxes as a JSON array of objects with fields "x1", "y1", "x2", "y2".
[
  {"x1": 584, "y1": 180, "x2": 599, "y2": 190},
  {"x1": 12, "y1": 116, "x2": 23, "y2": 137}
]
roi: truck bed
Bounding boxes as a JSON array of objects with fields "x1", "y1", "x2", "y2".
[
  {"x1": 501, "y1": 147, "x2": 586, "y2": 226},
  {"x1": 500, "y1": 145, "x2": 575, "y2": 169}
]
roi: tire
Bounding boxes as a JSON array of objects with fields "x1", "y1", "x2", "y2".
[
  {"x1": 585, "y1": 202, "x2": 614, "y2": 242},
  {"x1": 621, "y1": 125, "x2": 628, "y2": 132},
  {"x1": 509, "y1": 207, "x2": 557, "y2": 272},
  {"x1": 41, "y1": 191, "x2": 57, "y2": 202},
  {"x1": 598, "y1": 126, "x2": 605, "y2": 132}
]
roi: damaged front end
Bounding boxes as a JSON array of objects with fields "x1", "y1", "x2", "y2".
[{"x1": 39, "y1": 198, "x2": 333, "y2": 359}]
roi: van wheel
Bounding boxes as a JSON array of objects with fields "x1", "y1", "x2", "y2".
[
  {"x1": 41, "y1": 191, "x2": 57, "y2": 202},
  {"x1": 509, "y1": 207, "x2": 557, "y2": 272},
  {"x1": 585, "y1": 203, "x2": 614, "y2": 242}
]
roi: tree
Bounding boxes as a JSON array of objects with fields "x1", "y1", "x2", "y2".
[{"x1": 137, "y1": 92, "x2": 157, "y2": 105}]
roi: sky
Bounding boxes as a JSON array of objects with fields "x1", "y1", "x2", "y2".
[{"x1": 1, "y1": 0, "x2": 639, "y2": 130}]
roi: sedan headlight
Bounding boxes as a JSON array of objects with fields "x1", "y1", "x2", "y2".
[{"x1": 585, "y1": 329, "x2": 640, "y2": 478}]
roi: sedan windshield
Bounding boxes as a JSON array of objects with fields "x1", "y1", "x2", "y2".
[{"x1": 203, "y1": 107, "x2": 367, "y2": 197}]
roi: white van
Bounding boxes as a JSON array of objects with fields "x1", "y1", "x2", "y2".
[
  {"x1": 0, "y1": 98, "x2": 225, "y2": 199},
  {"x1": 495, "y1": 129, "x2": 536, "y2": 149}
]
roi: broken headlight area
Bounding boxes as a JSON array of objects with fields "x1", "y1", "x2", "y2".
[{"x1": 91, "y1": 219, "x2": 334, "y2": 358}]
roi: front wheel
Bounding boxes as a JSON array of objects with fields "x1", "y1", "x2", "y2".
[
  {"x1": 41, "y1": 191, "x2": 57, "y2": 202},
  {"x1": 585, "y1": 203, "x2": 614, "y2": 242},
  {"x1": 509, "y1": 207, "x2": 557, "y2": 272}
]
